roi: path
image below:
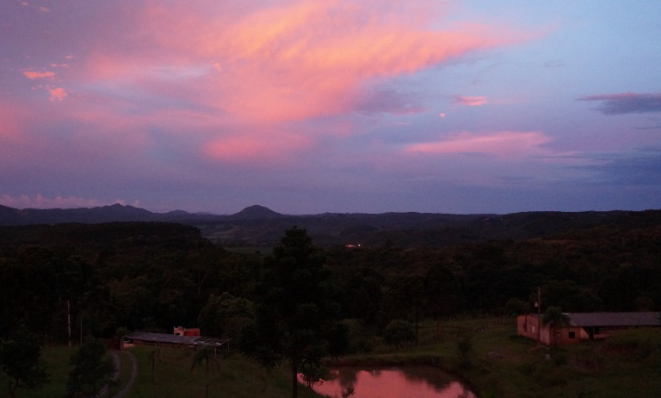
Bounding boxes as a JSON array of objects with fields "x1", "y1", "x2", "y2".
[
  {"x1": 100, "y1": 351, "x2": 138, "y2": 398},
  {"x1": 112, "y1": 351, "x2": 138, "y2": 398}
]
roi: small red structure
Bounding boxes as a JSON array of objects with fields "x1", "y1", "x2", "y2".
[{"x1": 173, "y1": 326, "x2": 200, "y2": 336}]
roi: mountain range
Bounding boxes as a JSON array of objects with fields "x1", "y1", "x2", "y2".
[{"x1": 1, "y1": 203, "x2": 660, "y2": 248}]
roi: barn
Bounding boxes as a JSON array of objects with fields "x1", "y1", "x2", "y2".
[
  {"x1": 517, "y1": 312, "x2": 660, "y2": 345},
  {"x1": 122, "y1": 331, "x2": 230, "y2": 350}
]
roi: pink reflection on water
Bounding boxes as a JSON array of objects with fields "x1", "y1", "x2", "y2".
[{"x1": 300, "y1": 367, "x2": 476, "y2": 398}]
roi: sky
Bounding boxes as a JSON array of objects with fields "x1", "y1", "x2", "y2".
[{"x1": 1, "y1": 0, "x2": 660, "y2": 215}]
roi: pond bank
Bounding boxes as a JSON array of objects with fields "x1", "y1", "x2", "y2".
[
  {"x1": 324, "y1": 354, "x2": 480, "y2": 397},
  {"x1": 308, "y1": 365, "x2": 475, "y2": 398}
]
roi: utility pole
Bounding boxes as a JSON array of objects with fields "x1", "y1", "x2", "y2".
[
  {"x1": 67, "y1": 300, "x2": 72, "y2": 347},
  {"x1": 537, "y1": 286, "x2": 542, "y2": 345}
]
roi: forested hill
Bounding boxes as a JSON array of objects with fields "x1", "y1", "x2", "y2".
[
  {"x1": 198, "y1": 209, "x2": 661, "y2": 248},
  {"x1": 1, "y1": 202, "x2": 661, "y2": 247},
  {"x1": 1, "y1": 217, "x2": 660, "y2": 344}
]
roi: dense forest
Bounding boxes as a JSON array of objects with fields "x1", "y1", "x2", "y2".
[{"x1": 0, "y1": 217, "x2": 660, "y2": 349}]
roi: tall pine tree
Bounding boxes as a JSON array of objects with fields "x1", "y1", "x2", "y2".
[{"x1": 241, "y1": 227, "x2": 346, "y2": 398}]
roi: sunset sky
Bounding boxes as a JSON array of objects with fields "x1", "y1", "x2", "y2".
[{"x1": 1, "y1": 0, "x2": 660, "y2": 214}]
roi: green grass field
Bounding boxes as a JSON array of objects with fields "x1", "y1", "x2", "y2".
[
  {"x1": 128, "y1": 346, "x2": 322, "y2": 398},
  {"x1": 0, "y1": 345, "x2": 77, "y2": 398},
  {"x1": 0, "y1": 344, "x2": 323, "y2": 398},
  {"x1": 2, "y1": 318, "x2": 660, "y2": 397},
  {"x1": 333, "y1": 317, "x2": 661, "y2": 398}
]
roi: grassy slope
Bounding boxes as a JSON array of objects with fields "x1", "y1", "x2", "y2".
[
  {"x1": 333, "y1": 317, "x2": 661, "y2": 398},
  {"x1": 2, "y1": 320, "x2": 659, "y2": 398},
  {"x1": 0, "y1": 345, "x2": 76, "y2": 398},
  {"x1": 0, "y1": 345, "x2": 323, "y2": 398},
  {"x1": 129, "y1": 346, "x2": 323, "y2": 398}
]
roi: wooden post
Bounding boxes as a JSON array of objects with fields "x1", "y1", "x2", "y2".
[
  {"x1": 67, "y1": 300, "x2": 72, "y2": 347},
  {"x1": 537, "y1": 287, "x2": 541, "y2": 345}
]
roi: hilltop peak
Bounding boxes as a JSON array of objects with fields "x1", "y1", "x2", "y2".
[{"x1": 231, "y1": 205, "x2": 282, "y2": 219}]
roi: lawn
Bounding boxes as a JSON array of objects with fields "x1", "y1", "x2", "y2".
[
  {"x1": 0, "y1": 344, "x2": 323, "y2": 398},
  {"x1": 128, "y1": 345, "x2": 323, "y2": 398},
  {"x1": 3, "y1": 319, "x2": 660, "y2": 398},
  {"x1": 332, "y1": 317, "x2": 661, "y2": 398}
]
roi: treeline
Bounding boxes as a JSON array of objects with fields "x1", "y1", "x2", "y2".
[
  {"x1": 0, "y1": 222, "x2": 258, "y2": 342},
  {"x1": 1, "y1": 221, "x2": 660, "y2": 345},
  {"x1": 327, "y1": 222, "x2": 661, "y2": 329}
]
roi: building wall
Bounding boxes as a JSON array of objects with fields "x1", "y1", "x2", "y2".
[
  {"x1": 550, "y1": 326, "x2": 584, "y2": 345},
  {"x1": 517, "y1": 314, "x2": 587, "y2": 345},
  {"x1": 517, "y1": 314, "x2": 551, "y2": 345}
]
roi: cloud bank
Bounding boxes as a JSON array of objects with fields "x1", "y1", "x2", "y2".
[
  {"x1": 405, "y1": 131, "x2": 552, "y2": 159},
  {"x1": 578, "y1": 93, "x2": 661, "y2": 115}
]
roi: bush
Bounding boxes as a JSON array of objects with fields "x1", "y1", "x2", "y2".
[{"x1": 383, "y1": 320, "x2": 415, "y2": 349}]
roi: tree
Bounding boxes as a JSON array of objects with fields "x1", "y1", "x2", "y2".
[
  {"x1": 198, "y1": 292, "x2": 254, "y2": 339},
  {"x1": 191, "y1": 347, "x2": 220, "y2": 398},
  {"x1": 424, "y1": 263, "x2": 460, "y2": 339},
  {"x1": 541, "y1": 306, "x2": 570, "y2": 347},
  {"x1": 66, "y1": 338, "x2": 116, "y2": 398},
  {"x1": 241, "y1": 227, "x2": 346, "y2": 398},
  {"x1": 148, "y1": 349, "x2": 161, "y2": 382},
  {"x1": 456, "y1": 327, "x2": 474, "y2": 369},
  {"x1": 383, "y1": 319, "x2": 415, "y2": 349},
  {"x1": 0, "y1": 328, "x2": 48, "y2": 398}
]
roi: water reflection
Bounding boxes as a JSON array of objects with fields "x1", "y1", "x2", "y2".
[{"x1": 301, "y1": 366, "x2": 476, "y2": 398}]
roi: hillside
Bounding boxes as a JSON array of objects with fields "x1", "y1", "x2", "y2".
[{"x1": 1, "y1": 202, "x2": 660, "y2": 248}]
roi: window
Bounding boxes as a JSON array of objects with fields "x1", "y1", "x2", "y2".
[{"x1": 568, "y1": 331, "x2": 576, "y2": 339}]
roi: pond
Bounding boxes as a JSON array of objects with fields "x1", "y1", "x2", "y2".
[{"x1": 301, "y1": 366, "x2": 476, "y2": 398}]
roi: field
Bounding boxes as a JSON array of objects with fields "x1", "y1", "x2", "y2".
[
  {"x1": 0, "y1": 344, "x2": 323, "y2": 398},
  {"x1": 2, "y1": 317, "x2": 660, "y2": 398},
  {"x1": 334, "y1": 317, "x2": 661, "y2": 397}
]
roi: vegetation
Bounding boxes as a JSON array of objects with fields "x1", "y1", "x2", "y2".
[
  {"x1": 0, "y1": 328, "x2": 48, "y2": 398},
  {"x1": 2, "y1": 320, "x2": 659, "y2": 397},
  {"x1": 66, "y1": 338, "x2": 115, "y2": 398},
  {"x1": 329, "y1": 317, "x2": 661, "y2": 398},
  {"x1": 190, "y1": 347, "x2": 220, "y2": 398},
  {"x1": 0, "y1": 213, "x2": 659, "y2": 397},
  {"x1": 541, "y1": 306, "x2": 570, "y2": 346},
  {"x1": 240, "y1": 227, "x2": 347, "y2": 398},
  {"x1": 0, "y1": 345, "x2": 326, "y2": 398}
]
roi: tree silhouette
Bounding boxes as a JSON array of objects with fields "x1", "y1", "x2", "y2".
[
  {"x1": 241, "y1": 227, "x2": 346, "y2": 398},
  {"x1": 191, "y1": 347, "x2": 219, "y2": 398},
  {"x1": 66, "y1": 338, "x2": 115, "y2": 398},
  {"x1": 0, "y1": 327, "x2": 48, "y2": 398},
  {"x1": 542, "y1": 306, "x2": 570, "y2": 347},
  {"x1": 383, "y1": 319, "x2": 415, "y2": 349}
]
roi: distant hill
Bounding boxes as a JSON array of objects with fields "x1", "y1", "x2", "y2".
[
  {"x1": 229, "y1": 205, "x2": 283, "y2": 219},
  {"x1": 0, "y1": 203, "x2": 158, "y2": 225},
  {"x1": 1, "y1": 202, "x2": 660, "y2": 248}
]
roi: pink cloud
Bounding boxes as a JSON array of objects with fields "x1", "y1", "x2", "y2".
[
  {"x1": 0, "y1": 102, "x2": 29, "y2": 142},
  {"x1": 452, "y1": 94, "x2": 488, "y2": 107},
  {"x1": 405, "y1": 131, "x2": 552, "y2": 159},
  {"x1": 14, "y1": 0, "x2": 531, "y2": 165},
  {"x1": 203, "y1": 131, "x2": 314, "y2": 165},
  {"x1": 48, "y1": 87, "x2": 68, "y2": 101},
  {"x1": 23, "y1": 70, "x2": 56, "y2": 80},
  {"x1": 83, "y1": 0, "x2": 526, "y2": 125}
]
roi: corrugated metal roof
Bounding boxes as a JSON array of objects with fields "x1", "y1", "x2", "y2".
[
  {"x1": 124, "y1": 331, "x2": 230, "y2": 347},
  {"x1": 566, "y1": 312, "x2": 660, "y2": 327}
]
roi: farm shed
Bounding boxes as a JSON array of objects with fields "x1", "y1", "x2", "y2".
[
  {"x1": 517, "y1": 312, "x2": 660, "y2": 345},
  {"x1": 123, "y1": 331, "x2": 230, "y2": 350}
]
